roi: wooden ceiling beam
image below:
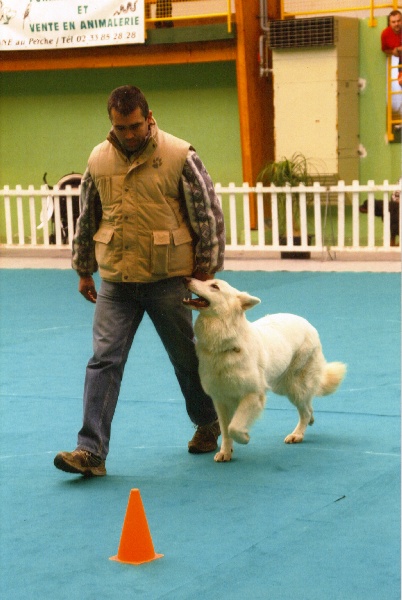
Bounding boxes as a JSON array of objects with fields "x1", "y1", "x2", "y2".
[{"x1": 0, "y1": 39, "x2": 236, "y2": 72}]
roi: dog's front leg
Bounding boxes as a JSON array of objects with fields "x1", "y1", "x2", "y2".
[
  {"x1": 215, "y1": 435, "x2": 233, "y2": 462},
  {"x1": 214, "y1": 403, "x2": 233, "y2": 462},
  {"x1": 228, "y1": 393, "x2": 265, "y2": 445}
]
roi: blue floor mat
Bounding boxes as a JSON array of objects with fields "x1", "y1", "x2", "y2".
[{"x1": 0, "y1": 270, "x2": 400, "y2": 600}]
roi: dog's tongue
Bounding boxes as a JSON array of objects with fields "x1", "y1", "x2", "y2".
[{"x1": 183, "y1": 296, "x2": 210, "y2": 308}]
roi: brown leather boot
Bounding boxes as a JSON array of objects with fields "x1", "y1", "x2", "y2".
[
  {"x1": 54, "y1": 449, "x2": 106, "y2": 477},
  {"x1": 188, "y1": 420, "x2": 220, "y2": 454}
]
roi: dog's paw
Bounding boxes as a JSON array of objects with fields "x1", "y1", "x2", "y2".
[
  {"x1": 228, "y1": 426, "x2": 250, "y2": 445},
  {"x1": 284, "y1": 432, "x2": 304, "y2": 444},
  {"x1": 214, "y1": 450, "x2": 233, "y2": 462}
]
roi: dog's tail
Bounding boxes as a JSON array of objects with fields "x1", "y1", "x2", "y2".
[{"x1": 318, "y1": 362, "x2": 347, "y2": 396}]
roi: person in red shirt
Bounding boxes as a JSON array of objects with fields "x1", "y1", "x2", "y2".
[
  {"x1": 381, "y1": 10, "x2": 402, "y2": 85},
  {"x1": 381, "y1": 10, "x2": 402, "y2": 56}
]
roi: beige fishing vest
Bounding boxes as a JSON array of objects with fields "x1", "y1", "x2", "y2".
[{"x1": 88, "y1": 126, "x2": 195, "y2": 282}]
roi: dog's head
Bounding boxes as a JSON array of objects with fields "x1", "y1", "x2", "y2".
[{"x1": 182, "y1": 277, "x2": 260, "y2": 315}]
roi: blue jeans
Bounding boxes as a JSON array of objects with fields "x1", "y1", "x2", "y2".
[{"x1": 77, "y1": 277, "x2": 217, "y2": 459}]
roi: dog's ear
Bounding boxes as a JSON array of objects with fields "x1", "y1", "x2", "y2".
[{"x1": 238, "y1": 292, "x2": 261, "y2": 311}]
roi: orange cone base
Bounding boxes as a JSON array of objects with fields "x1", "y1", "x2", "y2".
[{"x1": 109, "y1": 552, "x2": 163, "y2": 566}]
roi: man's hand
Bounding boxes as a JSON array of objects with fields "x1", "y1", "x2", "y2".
[
  {"x1": 192, "y1": 269, "x2": 214, "y2": 281},
  {"x1": 79, "y1": 275, "x2": 97, "y2": 303}
]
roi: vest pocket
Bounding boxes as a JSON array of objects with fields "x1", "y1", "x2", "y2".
[
  {"x1": 172, "y1": 228, "x2": 193, "y2": 246},
  {"x1": 170, "y1": 227, "x2": 194, "y2": 274},
  {"x1": 151, "y1": 230, "x2": 170, "y2": 275},
  {"x1": 93, "y1": 226, "x2": 114, "y2": 244},
  {"x1": 93, "y1": 226, "x2": 115, "y2": 270}
]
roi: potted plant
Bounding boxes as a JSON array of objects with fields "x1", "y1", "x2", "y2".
[{"x1": 257, "y1": 152, "x2": 316, "y2": 256}]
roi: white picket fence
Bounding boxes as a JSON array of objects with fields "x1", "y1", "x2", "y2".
[
  {"x1": 215, "y1": 180, "x2": 401, "y2": 255},
  {"x1": 1, "y1": 184, "x2": 80, "y2": 248},
  {"x1": 0, "y1": 180, "x2": 400, "y2": 257}
]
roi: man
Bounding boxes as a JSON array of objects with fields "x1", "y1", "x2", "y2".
[
  {"x1": 54, "y1": 86, "x2": 225, "y2": 477},
  {"x1": 381, "y1": 10, "x2": 402, "y2": 85}
]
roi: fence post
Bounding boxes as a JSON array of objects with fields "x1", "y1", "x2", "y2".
[
  {"x1": 271, "y1": 186, "x2": 279, "y2": 247},
  {"x1": 3, "y1": 185, "x2": 13, "y2": 245},
  {"x1": 53, "y1": 186, "x2": 62, "y2": 246},
  {"x1": 285, "y1": 186, "x2": 294, "y2": 246},
  {"x1": 313, "y1": 182, "x2": 322, "y2": 249},
  {"x1": 16, "y1": 185, "x2": 25, "y2": 245},
  {"x1": 367, "y1": 180, "x2": 375, "y2": 248},
  {"x1": 228, "y1": 182, "x2": 238, "y2": 247},
  {"x1": 256, "y1": 183, "x2": 265, "y2": 247},
  {"x1": 298, "y1": 184, "x2": 307, "y2": 247},
  {"x1": 28, "y1": 185, "x2": 37, "y2": 246},
  {"x1": 40, "y1": 184, "x2": 51, "y2": 246},
  {"x1": 382, "y1": 180, "x2": 391, "y2": 248},
  {"x1": 337, "y1": 181, "x2": 346, "y2": 248},
  {"x1": 243, "y1": 182, "x2": 252, "y2": 247},
  {"x1": 65, "y1": 186, "x2": 75, "y2": 245},
  {"x1": 351, "y1": 181, "x2": 360, "y2": 248}
]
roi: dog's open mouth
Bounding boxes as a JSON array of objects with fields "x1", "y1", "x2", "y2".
[{"x1": 182, "y1": 294, "x2": 210, "y2": 308}]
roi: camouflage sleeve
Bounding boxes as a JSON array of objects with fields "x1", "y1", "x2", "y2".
[
  {"x1": 181, "y1": 150, "x2": 225, "y2": 274},
  {"x1": 71, "y1": 168, "x2": 102, "y2": 275}
]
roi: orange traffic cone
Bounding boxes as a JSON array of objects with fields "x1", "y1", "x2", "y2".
[{"x1": 110, "y1": 489, "x2": 163, "y2": 565}]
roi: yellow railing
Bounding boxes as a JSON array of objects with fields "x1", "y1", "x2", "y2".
[
  {"x1": 280, "y1": 0, "x2": 402, "y2": 27},
  {"x1": 387, "y1": 56, "x2": 402, "y2": 141},
  {"x1": 145, "y1": 0, "x2": 233, "y2": 32}
]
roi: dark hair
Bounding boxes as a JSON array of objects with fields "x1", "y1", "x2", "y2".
[
  {"x1": 107, "y1": 86, "x2": 149, "y2": 118},
  {"x1": 388, "y1": 10, "x2": 402, "y2": 25}
]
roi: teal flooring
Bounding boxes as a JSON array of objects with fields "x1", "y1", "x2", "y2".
[{"x1": 0, "y1": 270, "x2": 400, "y2": 599}]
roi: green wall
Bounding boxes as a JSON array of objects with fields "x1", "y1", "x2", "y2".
[
  {"x1": 0, "y1": 62, "x2": 242, "y2": 187},
  {"x1": 0, "y1": 20, "x2": 400, "y2": 190},
  {"x1": 359, "y1": 17, "x2": 401, "y2": 183}
]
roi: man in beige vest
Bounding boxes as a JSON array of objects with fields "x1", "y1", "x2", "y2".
[{"x1": 54, "y1": 86, "x2": 225, "y2": 477}]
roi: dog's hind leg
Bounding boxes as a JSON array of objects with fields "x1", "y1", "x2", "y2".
[
  {"x1": 284, "y1": 396, "x2": 314, "y2": 444},
  {"x1": 228, "y1": 393, "x2": 265, "y2": 445}
]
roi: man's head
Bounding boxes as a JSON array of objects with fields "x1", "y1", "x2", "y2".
[
  {"x1": 388, "y1": 10, "x2": 402, "y2": 33},
  {"x1": 107, "y1": 86, "x2": 153, "y2": 153},
  {"x1": 107, "y1": 85, "x2": 149, "y2": 118}
]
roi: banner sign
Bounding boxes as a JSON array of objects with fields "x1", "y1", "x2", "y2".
[{"x1": 0, "y1": 0, "x2": 145, "y2": 50}]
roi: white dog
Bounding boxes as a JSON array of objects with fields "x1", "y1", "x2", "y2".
[{"x1": 183, "y1": 278, "x2": 346, "y2": 462}]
